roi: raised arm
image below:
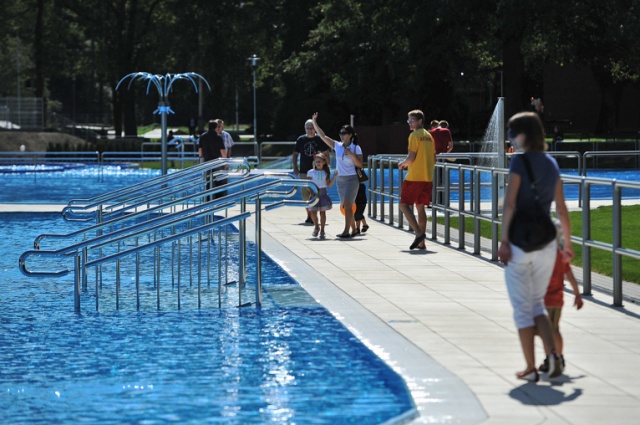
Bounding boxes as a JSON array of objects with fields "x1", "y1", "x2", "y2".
[{"x1": 312, "y1": 113, "x2": 335, "y2": 149}]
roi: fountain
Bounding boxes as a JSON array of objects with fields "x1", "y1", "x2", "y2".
[
  {"x1": 116, "y1": 72, "x2": 211, "y2": 175},
  {"x1": 477, "y1": 97, "x2": 505, "y2": 169}
]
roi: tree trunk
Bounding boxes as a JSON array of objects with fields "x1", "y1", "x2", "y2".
[
  {"x1": 34, "y1": 0, "x2": 46, "y2": 126},
  {"x1": 502, "y1": 38, "x2": 525, "y2": 122},
  {"x1": 122, "y1": 90, "x2": 137, "y2": 136},
  {"x1": 113, "y1": 87, "x2": 122, "y2": 137}
]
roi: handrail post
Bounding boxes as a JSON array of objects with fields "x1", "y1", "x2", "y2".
[
  {"x1": 443, "y1": 166, "x2": 450, "y2": 244},
  {"x1": 388, "y1": 159, "x2": 395, "y2": 226},
  {"x1": 431, "y1": 163, "x2": 440, "y2": 240},
  {"x1": 612, "y1": 182, "x2": 623, "y2": 306},
  {"x1": 491, "y1": 170, "x2": 500, "y2": 261},
  {"x1": 458, "y1": 167, "x2": 465, "y2": 249},
  {"x1": 582, "y1": 181, "x2": 592, "y2": 295},
  {"x1": 473, "y1": 167, "x2": 481, "y2": 255},
  {"x1": 239, "y1": 197, "x2": 247, "y2": 288},
  {"x1": 74, "y1": 255, "x2": 81, "y2": 313},
  {"x1": 380, "y1": 160, "x2": 387, "y2": 223},
  {"x1": 255, "y1": 198, "x2": 263, "y2": 307}
]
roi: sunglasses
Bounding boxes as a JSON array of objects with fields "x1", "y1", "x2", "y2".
[
  {"x1": 507, "y1": 129, "x2": 518, "y2": 139},
  {"x1": 339, "y1": 131, "x2": 349, "y2": 136}
]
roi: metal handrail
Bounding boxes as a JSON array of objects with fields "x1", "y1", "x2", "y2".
[
  {"x1": 0, "y1": 151, "x2": 100, "y2": 164},
  {"x1": 63, "y1": 158, "x2": 250, "y2": 218},
  {"x1": 21, "y1": 176, "x2": 319, "y2": 312},
  {"x1": 582, "y1": 150, "x2": 640, "y2": 176},
  {"x1": 367, "y1": 155, "x2": 640, "y2": 306},
  {"x1": 38, "y1": 170, "x2": 297, "y2": 249}
]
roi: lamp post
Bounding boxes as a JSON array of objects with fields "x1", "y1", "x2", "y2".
[{"x1": 248, "y1": 54, "x2": 260, "y2": 143}]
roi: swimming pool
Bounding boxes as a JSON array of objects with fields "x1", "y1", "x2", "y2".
[
  {"x1": 0, "y1": 213, "x2": 416, "y2": 424},
  {"x1": 372, "y1": 168, "x2": 640, "y2": 201},
  {"x1": 1, "y1": 164, "x2": 639, "y2": 204}
]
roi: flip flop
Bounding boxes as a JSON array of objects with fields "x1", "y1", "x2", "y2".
[{"x1": 410, "y1": 234, "x2": 426, "y2": 250}]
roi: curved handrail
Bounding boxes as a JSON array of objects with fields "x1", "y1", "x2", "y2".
[
  {"x1": 65, "y1": 158, "x2": 248, "y2": 208},
  {"x1": 582, "y1": 150, "x2": 640, "y2": 177},
  {"x1": 62, "y1": 158, "x2": 251, "y2": 221},
  {"x1": 22, "y1": 177, "x2": 319, "y2": 277},
  {"x1": 34, "y1": 173, "x2": 308, "y2": 250},
  {"x1": 37, "y1": 172, "x2": 264, "y2": 248},
  {"x1": 61, "y1": 174, "x2": 205, "y2": 222}
]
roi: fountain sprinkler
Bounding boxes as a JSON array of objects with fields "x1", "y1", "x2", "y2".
[{"x1": 116, "y1": 72, "x2": 211, "y2": 175}]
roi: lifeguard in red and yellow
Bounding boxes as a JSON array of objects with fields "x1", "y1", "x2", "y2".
[{"x1": 398, "y1": 109, "x2": 436, "y2": 250}]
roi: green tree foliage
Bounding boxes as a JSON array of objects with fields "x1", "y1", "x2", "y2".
[{"x1": 2, "y1": 0, "x2": 640, "y2": 138}]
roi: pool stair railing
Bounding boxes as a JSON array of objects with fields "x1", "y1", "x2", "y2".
[
  {"x1": 19, "y1": 167, "x2": 319, "y2": 313},
  {"x1": 61, "y1": 158, "x2": 251, "y2": 222}
]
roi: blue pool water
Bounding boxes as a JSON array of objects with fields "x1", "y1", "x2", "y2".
[
  {"x1": 0, "y1": 213, "x2": 415, "y2": 424},
  {"x1": 1, "y1": 164, "x2": 639, "y2": 204},
  {"x1": 373, "y1": 168, "x2": 640, "y2": 201},
  {"x1": 0, "y1": 165, "x2": 345, "y2": 204}
]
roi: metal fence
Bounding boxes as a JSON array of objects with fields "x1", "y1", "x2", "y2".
[
  {"x1": 367, "y1": 153, "x2": 640, "y2": 306},
  {"x1": 0, "y1": 97, "x2": 44, "y2": 129}
]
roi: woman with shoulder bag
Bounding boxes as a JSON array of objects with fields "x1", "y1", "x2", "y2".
[
  {"x1": 497, "y1": 112, "x2": 574, "y2": 382},
  {"x1": 312, "y1": 113, "x2": 363, "y2": 238}
]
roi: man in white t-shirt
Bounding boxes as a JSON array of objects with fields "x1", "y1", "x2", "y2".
[{"x1": 214, "y1": 119, "x2": 234, "y2": 157}]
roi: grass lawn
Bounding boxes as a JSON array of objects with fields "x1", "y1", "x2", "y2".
[
  {"x1": 140, "y1": 160, "x2": 200, "y2": 170},
  {"x1": 438, "y1": 205, "x2": 640, "y2": 284}
]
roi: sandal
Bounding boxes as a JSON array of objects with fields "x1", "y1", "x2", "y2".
[
  {"x1": 410, "y1": 234, "x2": 426, "y2": 250},
  {"x1": 516, "y1": 368, "x2": 539, "y2": 382},
  {"x1": 361, "y1": 225, "x2": 369, "y2": 233},
  {"x1": 336, "y1": 233, "x2": 352, "y2": 238}
]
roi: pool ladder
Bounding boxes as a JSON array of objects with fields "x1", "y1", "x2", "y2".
[{"x1": 19, "y1": 159, "x2": 318, "y2": 312}]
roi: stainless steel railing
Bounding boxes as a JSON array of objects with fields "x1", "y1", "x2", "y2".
[
  {"x1": 62, "y1": 158, "x2": 250, "y2": 222},
  {"x1": 20, "y1": 172, "x2": 318, "y2": 312}
]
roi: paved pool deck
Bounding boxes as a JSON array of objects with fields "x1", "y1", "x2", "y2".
[
  {"x1": 3, "y1": 202, "x2": 640, "y2": 424},
  {"x1": 250, "y1": 205, "x2": 640, "y2": 425}
]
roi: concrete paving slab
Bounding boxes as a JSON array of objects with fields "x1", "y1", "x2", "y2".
[{"x1": 251, "y1": 204, "x2": 640, "y2": 424}]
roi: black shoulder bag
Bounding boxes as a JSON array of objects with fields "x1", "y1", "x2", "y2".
[
  {"x1": 508, "y1": 154, "x2": 557, "y2": 252},
  {"x1": 356, "y1": 167, "x2": 368, "y2": 183}
]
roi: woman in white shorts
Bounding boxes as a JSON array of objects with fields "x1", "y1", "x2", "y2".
[{"x1": 498, "y1": 112, "x2": 574, "y2": 383}]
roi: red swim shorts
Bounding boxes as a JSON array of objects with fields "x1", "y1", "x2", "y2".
[{"x1": 400, "y1": 181, "x2": 433, "y2": 206}]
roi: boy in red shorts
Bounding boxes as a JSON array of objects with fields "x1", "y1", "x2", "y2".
[
  {"x1": 398, "y1": 109, "x2": 435, "y2": 250},
  {"x1": 539, "y1": 220, "x2": 584, "y2": 373}
]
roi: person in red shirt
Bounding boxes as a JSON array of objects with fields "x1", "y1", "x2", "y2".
[
  {"x1": 428, "y1": 120, "x2": 453, "y2": 155},
  {"x1": 428, "y1": 120, "x2": 453, "y2": 205},
  {"x1": 539, "y1": 220, "x2": 584, "y2": 373}
]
